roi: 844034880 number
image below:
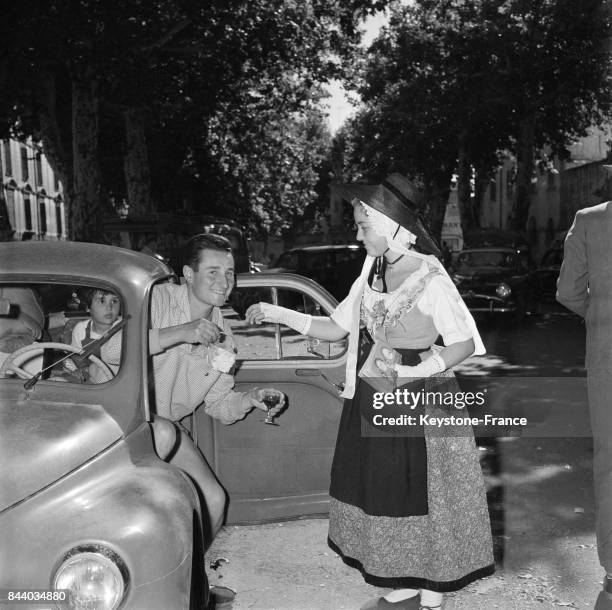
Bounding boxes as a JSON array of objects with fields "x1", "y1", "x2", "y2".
[{"x1": 0, "y1": 589, "x2": 69, "y2": 605}]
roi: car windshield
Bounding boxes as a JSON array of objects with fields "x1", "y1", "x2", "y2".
[
  {"x1": 0, "y1": 282, "x2": 125, "y2": 384},
  {"x1": 457, "y1": 251, "x2": 516, "y2": 269}
]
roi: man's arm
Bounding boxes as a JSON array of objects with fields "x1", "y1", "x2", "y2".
[
  {"x1": 556, "y1": 211, "x2": 589, "y2": 317},
  {"x1": 149, "y1": 318, "x2": 222, "y2": 355}
]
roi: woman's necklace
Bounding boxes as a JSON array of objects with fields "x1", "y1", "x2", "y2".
[{"x1": 373, "y1": 250, "x2": 406, "y2": 291}]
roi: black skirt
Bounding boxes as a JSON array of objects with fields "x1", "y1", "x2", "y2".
[{"x1": 329, "y1": 335, "x2": 430, "y2": 517}]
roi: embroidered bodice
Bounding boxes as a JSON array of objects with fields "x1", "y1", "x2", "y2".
[{"x1": 361, "y1": 262, "x2": 442, "y2": 349}]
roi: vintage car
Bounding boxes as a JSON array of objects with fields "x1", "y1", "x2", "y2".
[
  {"x1": 268, "y1": 244, "x2": 366, "y2": 300},
  {"x1": 0, "y1": 241, "x2": 350, "y2": 609},
  {"x1": 0, "y1": 242, "x2": 500, "y2": 609},
  {"x1": 450, "y1": 246, "x2": 540, "y2": 316},
  {"x1": 0, "y1": 243, "x2": 210, "y2": 610}
]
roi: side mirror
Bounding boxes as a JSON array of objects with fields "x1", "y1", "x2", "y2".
[{"x1": 0, "y1": 298, "x2": 10, "y2": 316}]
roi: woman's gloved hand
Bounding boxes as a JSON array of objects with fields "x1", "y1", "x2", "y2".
[
  {"x1": 245, "y1": 302, "x2": 312, "y2": 335},
  {"x1": 375, "y1": 349, "x2": 446, "y2": 379}
]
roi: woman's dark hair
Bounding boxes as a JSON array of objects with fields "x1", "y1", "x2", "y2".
[{"x1": 185, "y1": 233, "x2": 233, "y2": 271}]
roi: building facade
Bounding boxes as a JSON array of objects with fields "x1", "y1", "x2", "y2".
[
  {"x1": 0, "y1": 138, "x2": 66, "y2": 241},
  {"x1": 478, "y1": 126, "x2": 612, "y2": 261}
]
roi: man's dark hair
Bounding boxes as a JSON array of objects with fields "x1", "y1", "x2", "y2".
[{"x1": 185, "y1": 233, "x2": 233, "y2": 271}]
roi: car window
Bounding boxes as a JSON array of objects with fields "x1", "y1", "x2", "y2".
[
  {"x1": 457, "y1": 251, "x2": 514, "y2": 268},
  {"x1": 226, "y1": 286, "x2": 347, "y2": 360},
  {"x1": 0, "y1": 282, "x2": 124, "y2": 384},
  {"x1": 275, "y1": 252, "x2": 299, "y2": 270}
]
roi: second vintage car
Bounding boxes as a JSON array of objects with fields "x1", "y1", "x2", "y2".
[
  {"x1": 268, "y1": 244, "x2": 366, "y2": 300},
  {"x1": 450, "y1": 246, "x2": 541, "y2": 316}
]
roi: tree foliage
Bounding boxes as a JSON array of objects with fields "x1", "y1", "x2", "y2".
[
  {"x1": 0, "y1": 0, "x2": 388, "y2": 239},
  {"x1": 340, "y1": 0, "x2": 612, "y2": 238}
]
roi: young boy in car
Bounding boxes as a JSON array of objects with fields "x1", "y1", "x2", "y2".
[{"x1": 70, "y1": 288, "x2": 122, "y2": 374}]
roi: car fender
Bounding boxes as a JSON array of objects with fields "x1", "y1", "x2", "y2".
[{"x1": 0, "y1": 425, "x2": 201, "y2": 601}]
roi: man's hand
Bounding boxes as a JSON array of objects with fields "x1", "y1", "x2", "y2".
[
  {"x1": 155, "y1": 318, "x2": 222, "y2": 353},
  {"x1": 241, "y1": 387, "x2": 286, "y2": 416},
  {"x1": 181, "y1": 318, "x2": 222, "y2": 346}
]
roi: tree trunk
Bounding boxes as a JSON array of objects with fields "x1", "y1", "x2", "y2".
[
  {"x1": 510, "y1": 114, "x2": 536, "y2": 234},
  {"x1": 70, "y1": 74, "x2": 102, "y2": 241},
  {"x1": 38, "y1": 71, "x2": 73, "y2": 197},
  {"x1": 422, "y1": 173, "x2": 451, "y2": 247},
  {"x1": 124, "y1": 108, "x2": 152, "y2": 215},
  {"x1": 456, "y1": 129, "x2": 474, "y2": 235}
]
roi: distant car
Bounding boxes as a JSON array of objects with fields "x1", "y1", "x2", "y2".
[
  {"x1": 269, "y1": 244, "x2": 366, "y2": 300},
  {"x1": 450, "y1": 246, "x2": 540, "y2": 316}
]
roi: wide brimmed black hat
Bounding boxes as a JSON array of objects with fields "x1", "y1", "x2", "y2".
[{"x1": 335, "y1": 173, "x2": 441, "y2": 257}]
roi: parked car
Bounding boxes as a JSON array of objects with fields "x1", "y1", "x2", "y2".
[
  {"x1": 0, "y1": 242, "x2": 209, "y2": 610},
  {"x1": 95, "y1": 213, "x2": 252, "y2": 274},
  {"x1": 269, "y1": 244, "x2": 366, "y2": 300},
  {"x1": 0, "y1": 243, "x2": 501, "y2": 604},
  {"x1": 450, "y1": 246, "x2": 540, "y2": 316}
]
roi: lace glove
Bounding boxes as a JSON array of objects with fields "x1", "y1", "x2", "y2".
[
  {"x1": 259, "y1": 302, "x2": 312, "y2": 335},
  {"x1": 376, "y1": 352, "x2": 446, "y2": 379}
]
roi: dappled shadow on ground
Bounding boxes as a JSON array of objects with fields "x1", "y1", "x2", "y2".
[{"x1": 459, "y1": 308, "x2": 585, "y2": 378}]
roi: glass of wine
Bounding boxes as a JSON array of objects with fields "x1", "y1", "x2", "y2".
[{"x1": 261, "y1": 390, "x2": 281, "y2": 426}]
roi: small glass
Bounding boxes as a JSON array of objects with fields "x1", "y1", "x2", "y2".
[{"x1": 261, "y1": 390, "x2": 281, "y2": 426}]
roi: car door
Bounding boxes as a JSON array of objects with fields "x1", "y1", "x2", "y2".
[{"x1": 193, "y1": 272, "x2": 348, "y2": 524}]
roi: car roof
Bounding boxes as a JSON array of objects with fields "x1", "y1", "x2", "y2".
[
  {"x1": 280, "y1": 244, "x2": 363, "y2": 254},
  {"x1": 0, "y1": 242, "x2": 173, "y2": 292},
  {"x1": 459, "y1": 247, "x2": 519, "y2": 254}
]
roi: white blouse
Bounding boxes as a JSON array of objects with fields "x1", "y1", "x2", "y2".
[{"x1": 335, "y1": 260, "x2": 473, "y2": 347}]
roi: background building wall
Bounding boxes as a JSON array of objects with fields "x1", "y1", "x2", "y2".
[{"x1": 0, "y1": 138, "x2": 66, "y2": 241}]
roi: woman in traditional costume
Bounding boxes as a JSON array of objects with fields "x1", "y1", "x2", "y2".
[{"x1": 246, "y1": 174, "x2": 494, "y2": 610}]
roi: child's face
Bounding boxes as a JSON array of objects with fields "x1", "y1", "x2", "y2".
[{"x1": 90, "y1": 291, "x2": 121, "y2": 328}]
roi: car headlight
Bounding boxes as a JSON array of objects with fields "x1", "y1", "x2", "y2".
[
  {"x1": 52, "y1": 546, "x2": 128, "y2": 610},
  {"x1": 496, "y1": 283, "x2": 512, "y2": 299}
]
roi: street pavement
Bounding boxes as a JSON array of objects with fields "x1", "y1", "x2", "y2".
[{"x1": 206, "y1": 305, "x2": 603, "y2": 609}]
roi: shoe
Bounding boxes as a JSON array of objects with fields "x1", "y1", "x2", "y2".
[
  {"x1": 208, "y1": 585, "x2": 236, "y2": 608},
  {"x1": 360, "y1": 594, "x2": 420, "y2": 610}
]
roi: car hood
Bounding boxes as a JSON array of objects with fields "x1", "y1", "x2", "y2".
[
  {"x1": 454, "y1": 268, "x2": 511, "y2": 283},
  {"x1": 0, "y1": 397, "x2": 124, "y2": 512}
]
